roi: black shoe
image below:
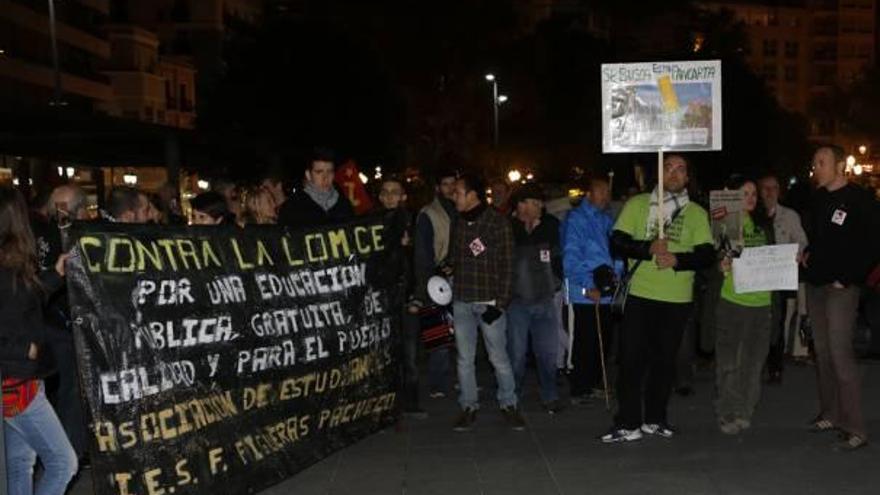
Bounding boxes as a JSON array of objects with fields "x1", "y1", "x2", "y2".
[
  {"x1": 452, "y1": 408, "x2": 477, "y2": 432},
  {"x1": 834, "y1": 433, "x2": 868, "y2": 451},
  {"x1": 570, "y1": 393, "x2": 595, "y2": 406},
  {"x1": 543, "y1": 400, "x2": 565, "y2": 415},
  {"x1": 501, "y1": 406, "x2": 527, "y2": 431},
  {"x1": 764, "y1": 371, "x2": 783, "y2": 385},
  {"x1": 674, "y1": 386, "x2": 695, "y2": 397},
  {"x1": 403, "y1": 408, "x2": 428, "y2": 420}
]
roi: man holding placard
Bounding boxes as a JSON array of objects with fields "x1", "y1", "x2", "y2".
[
  {"x1": 602, "y1": 155, "x2": 714, "y2": 443},
  {"x1": 802, "y1": 145, "x2": 880, "y2": 451}
]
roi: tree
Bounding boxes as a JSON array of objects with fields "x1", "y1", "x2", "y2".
[{"x1": 836, "y1": 67, "x2": 880, "y2": 144}]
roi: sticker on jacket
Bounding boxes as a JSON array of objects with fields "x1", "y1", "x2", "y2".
[
  {"x1": 831, "y1": 209, "x2": 847, "y2": 226},
  {"x1": 540, "y1": 249, "x2": 551, "y2": 262},
  {"x1": 469, "y1": 238, "x2": 486, "y2": 256}
]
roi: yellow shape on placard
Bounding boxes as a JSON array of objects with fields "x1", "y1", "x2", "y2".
[{"x1": 657, "y1": 75, "x2": 680, "y2": 113}]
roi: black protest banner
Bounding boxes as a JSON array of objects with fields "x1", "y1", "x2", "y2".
[{"x1": 67, "y1": 218, "x2": 403, "y2": 495}]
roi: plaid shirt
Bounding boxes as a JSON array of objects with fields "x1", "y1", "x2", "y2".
[{"x1": 451, "y1": 205, "x2": 513, "y2": 308}]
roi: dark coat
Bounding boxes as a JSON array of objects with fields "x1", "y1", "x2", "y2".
[
  {"x1": 0, "y1": 268, "x2": 62, "y2": 380},
  {"x1": 278, "y1": 188, "x2": 354, "y2": 230}
]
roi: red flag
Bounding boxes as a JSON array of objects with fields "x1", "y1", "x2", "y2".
[{"x1": 335, "y1": 160, "x2": 373, "y2": 215}]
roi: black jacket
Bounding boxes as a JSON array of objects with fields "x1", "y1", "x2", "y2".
[
  {"x1": 278, "y1": 188, "x2": 355, "y2": 230},
  {"x1": 511, "y1": 214, "x2": 562, "y2": 303},
  {"x1": 804, "y1": 183, "x2": 880, "y2": 286},
  {"x1": 0, "y1": 268, "x2": 63, "y2": 380}
]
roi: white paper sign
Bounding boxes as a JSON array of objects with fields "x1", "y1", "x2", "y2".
[
  {"x1": 601, "y1": 60, "x2": 722, "y2": 153},
  {"x1": 732, "y1": 244, "x2": 799, "y2": 294}
]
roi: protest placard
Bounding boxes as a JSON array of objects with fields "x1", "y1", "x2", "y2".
[
  {"x1": 601, "y1": 60, "x2": 722, "y2": 153},
  {"x1": 67, "y1": 218, "x2": 402, "y2": 495},
  {"x1": 709, "y1": 190, "x2": 744, "y2": 252},
  {"x1": 732, "y1": 243, "x2": 799, "y2": 293}
]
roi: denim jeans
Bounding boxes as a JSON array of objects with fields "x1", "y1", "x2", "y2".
[
  {"x1": 4, "y1": 383, "x2": 78, "y2": 495},
  {"x1": 507, "y1": 299, "x2": 559, "y2": 403},
  {"x1": 453, "y1": 301, "x2": 518, "y2": 410},
  {"x1": 427, "y1": 346, "x2": 452, "y2": 394}
]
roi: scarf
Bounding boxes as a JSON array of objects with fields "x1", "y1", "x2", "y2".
[
  {"x1": 646, "y1": 186, "x2": 689, "y2": 238},
  {"x1": 460, "y1": 202, "x2": 487, "y2": 223},
  {"x1": 303, "y1": 182, "x2": 339, "y2": 212}
]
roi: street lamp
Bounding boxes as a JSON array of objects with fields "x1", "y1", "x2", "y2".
[
  {"x1": 47, "y1": 0, "x2": 63, "y2": 107},
  {"x1": 858, "y1": 145, "x2": 867, "y2": 155},
  {"x1": 846, "y1": 155, "x2": 856, "y2": 173},
  {"x1": 507, "y1": 169, "x2": 522, "y2": 183},
  {"x1": 484, "y1": 73, "x2": 508, "y2": 148}
]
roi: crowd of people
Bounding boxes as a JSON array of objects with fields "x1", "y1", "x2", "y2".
[{"x1": 1, "y1": 145, "x2": 879, "y2": 494}]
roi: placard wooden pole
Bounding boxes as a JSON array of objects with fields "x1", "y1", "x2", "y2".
[{"x1": 657, "y1": 149, "x2": 665, "y2": 239}]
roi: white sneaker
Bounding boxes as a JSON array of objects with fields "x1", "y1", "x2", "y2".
[
  {"x1": 641, "y1": 423, "x2": 675, "y2": 438},
  {"x1": 600, "y1": 427, "x2": 643, "y2": 443}
]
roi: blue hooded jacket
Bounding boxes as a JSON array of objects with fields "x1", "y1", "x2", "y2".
[{"x1": 561, "y1": 200, "x2": 623, "y2": 305}]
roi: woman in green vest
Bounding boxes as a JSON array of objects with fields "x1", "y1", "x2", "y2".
[{"x1": 715, "y1": 178, "x2": 776, "y2": 435}]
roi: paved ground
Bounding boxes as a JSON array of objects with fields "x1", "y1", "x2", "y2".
[{"x1": 70, "y1": 358, "x2": 880, "y2": 495}]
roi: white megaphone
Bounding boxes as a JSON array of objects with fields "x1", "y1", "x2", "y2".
[{"x1": 427, "y1": 276, "x2": 453, "y2": 306}]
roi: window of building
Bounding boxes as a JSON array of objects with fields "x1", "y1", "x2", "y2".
[
  {"x1": 784, "y1": 41, "x2": 799, "y2": 58},
  {"x1": 813, "y1": 66, "x2": 836, "y2": 85},
  {"x1": 180, "y1": 83, "x2": 192, "y2": 111},
  {"x1": 784, "y1": 66, "x2": 798, "y2": 82},
  {"x1": 763, "y1": 63, "x2": 778, "y2": 80},
  {"x1": 763, "y1": 39, "x2": 778, "y2": 57},
  {"x1": 813, "y1": 43, "x2": 837, "y2": 61}
]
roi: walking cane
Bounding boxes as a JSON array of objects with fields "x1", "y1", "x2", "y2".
[{"x1": 594, "y1": 303, "x2": 610, "y2": 410}]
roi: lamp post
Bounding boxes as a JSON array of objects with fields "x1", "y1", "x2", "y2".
[
  {"x1": 484, "y1": 74, "x2": 509, "y2": 148},
  {"x1": 47, "y1": 0, "x2": 63, "y2": 107}
]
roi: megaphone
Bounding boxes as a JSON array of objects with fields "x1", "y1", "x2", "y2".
[{"x1": 427, "y1": 275, "x2": 453, "y2": 306}]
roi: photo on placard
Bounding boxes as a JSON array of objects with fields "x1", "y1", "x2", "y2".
[
  {"x1": 709, "y1": 189, "x2": 744, "y2": 254},
  {"x1": 609, "y1": 82, "x2": 712, "y2": 149}
]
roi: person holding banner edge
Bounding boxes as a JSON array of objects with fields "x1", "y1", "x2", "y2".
[
  {"x1": 1, "y1": 186, "x2": 78, "y2": 495},
  {"x1": 376, "y1": 176, "x2": 428, "y2": 419},
  {"x1": 602, "y1": 154, "x2": 714, "y2": 443}
]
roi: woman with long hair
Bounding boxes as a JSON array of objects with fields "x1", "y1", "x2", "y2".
[
  {"x1": 715, "y1": 178, "x2": 778, "y2": 435},
  {"x1": 239, "y1": 185, "x2": 278, "y2": 226},
  {"x1": 0, "y1": 186, "x2": 78, "y2": 494}
]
